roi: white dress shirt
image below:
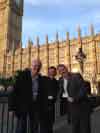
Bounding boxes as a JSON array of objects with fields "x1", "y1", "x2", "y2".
[{"x1": 62, "y1": 78, "x2": 69, "y2": 98}]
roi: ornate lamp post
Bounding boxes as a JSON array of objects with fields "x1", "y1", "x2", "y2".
[{"x1": 75, "y1": 47, "x2": 86, "y2": 74}]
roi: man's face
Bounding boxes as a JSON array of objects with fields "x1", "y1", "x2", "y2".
[
  {"x1": 48, "y1": 68, "x2": 57, "y2": 78},
  {"x1": 31, "y1": 60, "x2": 41, "y2": 76},
  {"x1": 58, "y1": 66, "x2": 68, "y2": 76}
]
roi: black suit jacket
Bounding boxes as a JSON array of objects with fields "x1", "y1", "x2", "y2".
[
  {"x1": 59, "y1": 73, "x2": 87, "y2": 102},
  {"x1": 8, "y1": 69, "x2": 48, "y2": 117},
  {"x1": 47, "y1": 78, "x2": 59, "y2": 122},
  {"x1": 48, "y1": 78, "x2": 59, "y2": 103},
  {"x1": 58, "y1": 73, "x2": 92, "y2": 117}
]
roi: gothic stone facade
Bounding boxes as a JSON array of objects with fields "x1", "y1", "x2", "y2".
[
  {"x1": 0, "y1": 0, "x2": 100, "y2": 94},
  {"x1": 0, "y1": 30, "x2": 100, "y2": 93},
  {"x1": 0, "y1": 31, "x2": 100, "y2": 80}
]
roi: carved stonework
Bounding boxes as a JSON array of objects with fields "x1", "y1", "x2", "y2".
[
  {"x1": 0, "y1": 0, "x2": 24, "y2": 51},
  {"x1": 0, "y1": 0, "x2": 100, "y2": 94},
  {"x1": 0, "y1": 33, "x2": 99, "y2": 80}
]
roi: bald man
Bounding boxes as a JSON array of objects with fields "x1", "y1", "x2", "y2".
[{"x1": 8, "y1": 59, "x2": 48, "y2": 133}]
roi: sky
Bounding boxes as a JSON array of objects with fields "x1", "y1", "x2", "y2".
[{"x1": 22, "y1": 0, "x2": 100, "y2": 46}]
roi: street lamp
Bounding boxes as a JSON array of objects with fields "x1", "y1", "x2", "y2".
[{"x1": 75, "y1": 47, "x2": 86, "y2": 74}]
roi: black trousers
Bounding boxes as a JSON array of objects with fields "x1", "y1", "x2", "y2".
[
  {"x1": 15, "y1": 103, "x2": 48, "y2": 133},
  {"x1": 16, "y1": 111, "x2": 38, "y2": 133},
  {"x1": 71, "y1": 113, "x2": 91, "y2": 133},
  {"x1": 69, "y1": 102, "x2": 91, "y2": 133},
  {"x1": 60, "y1": 98, "x2": 71, "y2": 124},
  {"x1": 60, "y1": 98, "x2": 68, "y2": 116},
  {"x1": 48, "y1": 101, "x2": 55, "y2": 133}
]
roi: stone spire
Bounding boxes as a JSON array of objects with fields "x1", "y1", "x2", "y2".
[
  {"x1": 28, "y1": 38, "x2": 33, "y2": 48},
  {"x1": 66, "y1": 32, "x2": 70, "y2": 42},
  {"x1": 77, "y1": 25, "x2": 82, "y2": 45},
  {"x1": 66, "y1": 31, "x2": 71, "y2": 71},
  {"x1": 36, "y1": 36, "x2": 40, "y2": 59},
  {"x1": 77, "y1": 25, "x2": 81, "y2": 39},
  {"x1": 36, "y1": 36, "x2": 39, "y2": 46},
  {"x1": 45, "y1": 34, "x2": 49, "y2": 74},
  {"x1": 56, "y1": 32, "x2": 59, "y2": 43},
  {"x1": 89, "y1": 24, "x2": 95, "y2": 36},
  {"x1": 45, "y1": 34, "x2": 48, "y2": 44}
]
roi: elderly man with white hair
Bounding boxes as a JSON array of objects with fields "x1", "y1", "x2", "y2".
[{"x1": 8, "y1": 59, "x2": 49, "y2": 133}]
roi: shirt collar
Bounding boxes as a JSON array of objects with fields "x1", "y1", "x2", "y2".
[{"x1": 30, "y1": 70, "x2": 39, "y2": 80}]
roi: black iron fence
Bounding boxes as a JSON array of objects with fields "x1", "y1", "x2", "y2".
[
  {"x1": 0, "y1": 91, "x2": 61, "y2": 133},
  {"x1": 0, "y1": 91, "x2": 100, "y2": 133},
  {"x1": 0, "y1": 91, "x2": 17, "y2": 133}
]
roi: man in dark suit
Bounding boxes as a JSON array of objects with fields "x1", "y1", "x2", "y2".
[
  {"x1": 47, "y1": 66, "x2": 59, "y2": 133},
  {"x1": 8, "y1": 59, "x2": 48, "y2": 133},
  {"x1": 57, "y1": 64, "x2": 91, "y2": 133},
  {"x1": 57, "y1": 65, "x2": 71, "y2": 122}
]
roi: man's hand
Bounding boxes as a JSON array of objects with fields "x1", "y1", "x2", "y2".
[
  {"x1": 68, "y1": 97, "x2": 74, "y2": 102},
  {"x1": 9, "y1": 111, "x2": 14, "y2": 116},
  {"x1": 7, "y1": 86, "x2": 14, "y2": 92},
  {"x1": 48, "y1": 96, "x2": 53, "y2": 100}
]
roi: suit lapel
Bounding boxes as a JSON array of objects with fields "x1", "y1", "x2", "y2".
[
  {"x1": 27, "y1": 70, "x2": 32, "y2": 87},
  {"x1": 58, "y1": 78, "x2": 64, "y2": 98},
  {"x1": 60, "y1": 78, "x2": 64, "y2": 90},
  {"x1": 37, "y1": 75, "x2": 41, "y2": 96},
  {"x1": 61, "y1": 77, "x2": 70, "y2": 93},
  {"x1": 67, "y1": 79, "x2": 70, "y2": 92},
  {"x1": 67, "y1": 75, "x2": 73, "y2": 96}
]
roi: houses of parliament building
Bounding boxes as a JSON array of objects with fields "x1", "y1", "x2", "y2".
[{"x1": 0, "y1": 0, "x2": 100, "y2": 93}]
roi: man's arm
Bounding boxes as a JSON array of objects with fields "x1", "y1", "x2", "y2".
[
  {"x1": 76, "y1": 73, "x2": 87, "y2": 99},
  {"x1": 8, "y1": 71, "x2": 22, "y2": 112},
  {"x1": 70, "y1": 73, "x2": 87, "y2": 102}
]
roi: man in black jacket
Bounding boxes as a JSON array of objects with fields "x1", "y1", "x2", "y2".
[
  {"x1": 57, "y1": 64, "x2": 91, "y2": 133},
  {"x1": 47, "y1": 66, "x2": 59, "y2": 133},
  {"x1": 8, "y1": 59, "x2": 48, "y2": 133}
]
